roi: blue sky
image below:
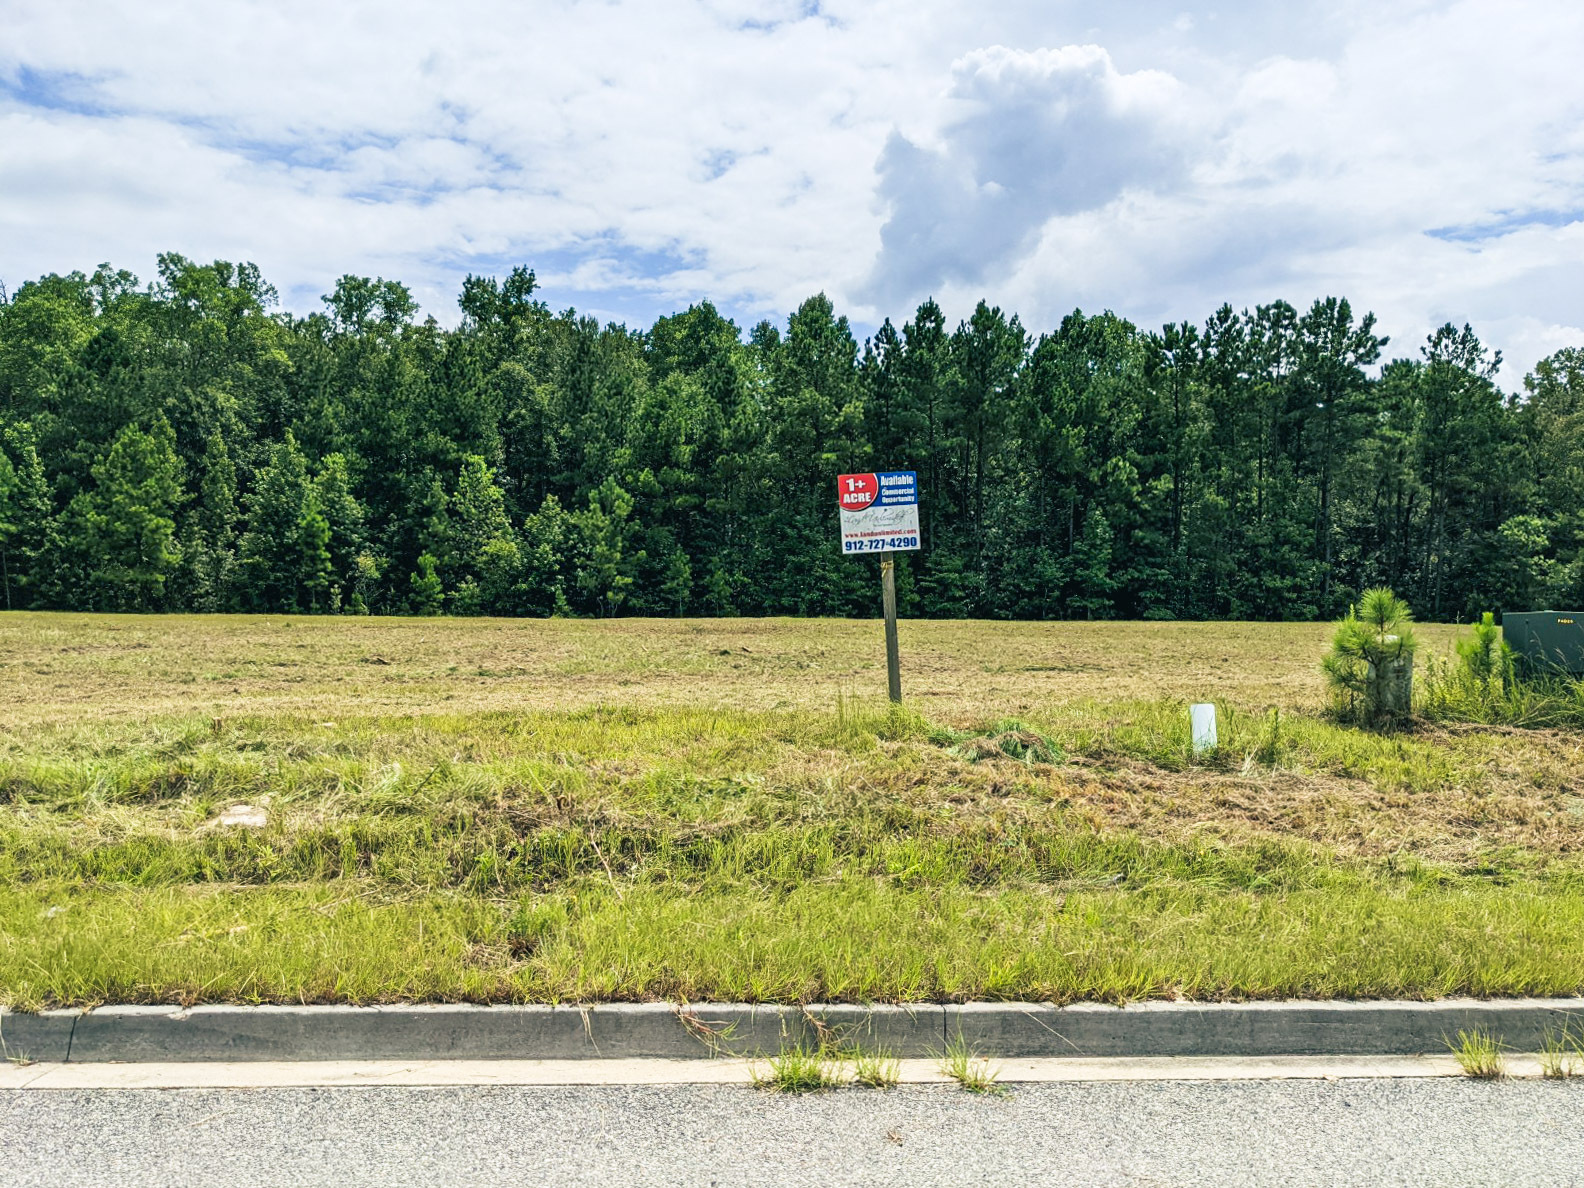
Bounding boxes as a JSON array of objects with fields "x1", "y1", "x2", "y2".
[{"x1": 2, "y1": 0, "x2": 1582, "y2": 382}]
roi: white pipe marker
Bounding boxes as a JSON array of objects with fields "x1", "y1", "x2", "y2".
[{"x1": 1190, "y1": 703, "x2": 1218, "y2": 754}]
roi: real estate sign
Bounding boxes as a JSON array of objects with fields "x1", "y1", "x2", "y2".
[{"x1": 837, "y1": 471, "x2": 920, "y2": 554}]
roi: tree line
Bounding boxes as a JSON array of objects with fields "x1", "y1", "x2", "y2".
[{"x1": 0, "y1": 255, "x2": 1579, "y2": 622}]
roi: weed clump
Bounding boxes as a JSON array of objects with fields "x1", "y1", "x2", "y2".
[
  {"x1": 1449, "y1": 1027, "x2": 1507, "y2": 1079},
  {"x1": 852, "y1": 1048, "x2": 900, "y2": 1089},
  {"x1": 946, "y1": 720, "x2": 1064, "y2": 766},
  {"x1": 752, "y1": 1041, "x2": 907, "y2": 1092},
  {"x1": 753, "y1": 1045, "x2": 840, "y2": 1093},
  {"x1": 1421, "y1": 612, "x2": 1584, "y2": 729},
  {"x1": 937, "y1": 1036, "x2": 1004, "y2": 1094},
  {"x1": 1249, "y1": 707, "x2": 1286, "y2": 768},
  {"x1": 1540, "y1": 1023, "x2": 1583, "y2": 1079}
]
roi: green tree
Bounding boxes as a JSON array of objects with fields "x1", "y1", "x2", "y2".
[
  {"x1": 314, "y1": 453, "x2": 367, "y2": 607},
  {"x1": 1070, "y1": 508, "x2": 1116, "y2": 619},
  {"x1": 0, "y1": 448, "x2": 16, "y2": 609},
  {"x1": 658, "y1": 545, "x2": 692, "y2": 616},
  {"x1": 183, "y1": 433, "x2": 239, "y2": 611},
  {"x1": 443, "y1": 455, "x2": 517, "y2": 609},
  {"x1": 76, "y1": 418, "x2": 185, "y2": 611},
  {"x1": 1323, "y1": 587, "x2": 1418, "y2": 726},
  {"x1": 752, "y1": 294, "x2": 869, "y2": 614},
  {"x1": 3, "y1": 252, "x2": 1579, "y2": 627},
  {"x1": 0, "y1": 425, "x2": 56, "y2": 609},
  {"x1": 1521, "y1": 349, "x2": 1584, "y2": 605},
  {"x1": 519, "y1": 494, "x2": 575, "y2": 616},
  {"x1": 409, "y1": 552, "x2": 444, "y2": 615},
  {"x1": 1295, "y1": 297, "x2": 1387, "y2": 610},
  {"x1": 575, "y1": 476, "x2": 641, "y2": 617},
  {"x1": 1414, "y1": 324, "x2": 1505, "y2": 617},
  {"x1": 237, "y1": 432, "x2": 334, "y2": 611},
  {"x1": 1486, "y1": 514, "x2": 1551, "y2": 613}
]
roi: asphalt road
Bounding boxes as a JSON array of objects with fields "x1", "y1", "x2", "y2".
[{"x1": 7, "y1": 1079, "x2": 1583, "y2": 1187}]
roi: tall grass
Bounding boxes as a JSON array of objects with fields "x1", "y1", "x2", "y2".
[
  {"x1": 1420, "y1": 654, "x2": 1584, "y2": 729},
  {"x1": 1449, "y1": 1027, "x2": 1507, "y2": 1080},
  {"x1": 8, "y1": 875, "x2": 1584, "y2": 1010}
]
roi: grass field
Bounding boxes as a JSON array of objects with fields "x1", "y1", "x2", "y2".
[{"x1": 3, "y1": 611, "x2": 1582, "y2": 1012}]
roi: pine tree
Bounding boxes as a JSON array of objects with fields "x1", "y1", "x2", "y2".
[
  {"x1": 1323, "y1": 587, "x2": 1417, "y2": 726},
  {"x1": 314, "y1": 453, "x2": 366, "y2": 607},
  {"x1": 78, "y1": 418, "x2": 185, "y2": 611},
  {"x1": 575, "y1": 477, "x2": 641, "y2": 617},
  {"x1": 1069, "y1": 508, "x2": 1115, "y2": 619},
  {"x1": 520, "y1": 494, "x2": 574, "y2": 616},
  {"x1": 299, "y1": 501, "x2": 333, "y2": 611},
  {"x1": 1, "y1": 253, "x2": 1578, "y2": 626},
  {"x1": 659, "y1": 546, "x2": 692, "y2": 616},
  {"x1": 0, "y1": 426, "x2": 53, "y2": 609},
  {"x1": 237, "y1": 432, "x2": 333, "y2": 611},
  {"x1": 0, "y1": 448, "x2": 16, "y2": 610},
  {"x1": 409, "y1": 552, "x2": 444, "y2": 615},
  {"x1": 445, "y1": 455, "x2": 517, "y2": 608},
  {"x1": 186, "y1": 433, "x2": 239, "y2": 611}
]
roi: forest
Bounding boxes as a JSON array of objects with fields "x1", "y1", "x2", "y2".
[{"x1": 0, "y1": 254, "x2": 1579, "y2": 622}]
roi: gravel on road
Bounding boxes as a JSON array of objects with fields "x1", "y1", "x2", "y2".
[{"x1": 7, "y1": 1078, "x2": 1583, "y2": 1187}]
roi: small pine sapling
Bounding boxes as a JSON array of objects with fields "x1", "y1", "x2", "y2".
[
  {"x1": 1456, "y1": 612, "x2": 1515, "y2": 691},
  {"x1": 1322, "y1": 587, "x2": 1417, "y2": 727}
]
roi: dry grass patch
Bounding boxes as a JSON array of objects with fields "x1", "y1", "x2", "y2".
[{"x1": 0, "y1": 611, "x2": 1465, "y2": 729}]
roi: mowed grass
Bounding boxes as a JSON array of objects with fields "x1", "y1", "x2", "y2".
[
  {"x1": 0, "y1": 612, "x2": 1462, "y2": 728},
  {"x1": 2, "y1": 610, "x2": 1582, "y2": 1010}
]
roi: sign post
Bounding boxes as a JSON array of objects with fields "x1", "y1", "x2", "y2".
[
  {"x1": 880, "y1": 556, "x2": 901, "y2": 703},
  {"x1": 837, "y1": 472, "x2": 921, "y2": 704}
]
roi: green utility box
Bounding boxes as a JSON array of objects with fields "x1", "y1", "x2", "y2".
[{"x1": 1503, "y1": 611, "x2": 1584, "y2": 675}]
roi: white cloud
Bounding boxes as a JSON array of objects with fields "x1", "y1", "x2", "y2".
[
  {"x1": 862, "y1": 45, "x2": 1194, "y2": 305},
  {"x1": 0, "y1": 0, "x2": 1580, "y2": 381},
  {"x1": 864, "y1": 2, "x2": 1584, "y2": 380}
]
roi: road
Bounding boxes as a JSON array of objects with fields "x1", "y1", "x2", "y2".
[{"x1": 6, "y1": 1078, "x2": 1582, "y2": 1186}]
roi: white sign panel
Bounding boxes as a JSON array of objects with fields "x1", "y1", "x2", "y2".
[{"x1": 837, "y1": 471, "x2": 921, "y2": 554}]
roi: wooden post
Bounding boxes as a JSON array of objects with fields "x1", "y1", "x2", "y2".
[{"x1": 881, "y1": 555, "x2": 901, "y2": 703}]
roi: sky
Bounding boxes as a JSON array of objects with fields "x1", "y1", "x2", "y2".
[{"x1": 2, "y1": 0, "x2": 1582, "y2": 385}]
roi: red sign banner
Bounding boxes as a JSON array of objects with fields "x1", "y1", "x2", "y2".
[{"x1": 837, "y1": 472, "x2": 878, "y2": 510}]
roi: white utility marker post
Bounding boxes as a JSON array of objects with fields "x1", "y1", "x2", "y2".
[
  {"x1": 837, "y1": 472, "x2": 921, "y2": 704},
  {"x1": 1190, "y1": 703, "x2": 1218, "y2": 754}
]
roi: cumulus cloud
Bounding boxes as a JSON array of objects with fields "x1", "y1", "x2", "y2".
[
  {"x1": 861, "y1": 3, "x2": 1584, "y2": 383},
  {"x1": 0, "y1": 0, "x2": 912, "y2": 323},
  {"x1": 1, "y1": 1, "x2": 1583, "y2": 381},
  {"x1": 864, "y1": 45, "x2": 1193, "y2": 303}
]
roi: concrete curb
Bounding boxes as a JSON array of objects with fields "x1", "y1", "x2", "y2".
[
  {"x1": 944, "y1": 999, "x2": 1584, "y2": 1057},
  {"x1": 4, "y1": 999, "x2": 1581, "y2": 1063},
  {"x1": 0, "y1": 1009, "x2": 77, "y2": 1064}
]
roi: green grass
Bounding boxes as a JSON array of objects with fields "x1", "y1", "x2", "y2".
[
  {"x1": 13, "y1": 877, "x2": 1584, "y2": 1010},
  {"x1": 754, "y1": 1045, "x2": 839, "y2": 1093},
  {"x1": 753, "y1": 1043, "x2": 898, "y2": 1091},
  {"x1": 2, "y1": 613, "x2": 1582, "y2": 1011},
  {"x1": 1539, "y1": 1023, "x2": 1584, "y2": 1079},
  {"x1": 938, "y1": 1036, "x2": 1003, "y2": 1094},
  {"x1": 1449, "y1": 1027, "x2": 1508, "y2": 1079},
  {"x1": 1420, "y1": 655, "x2": 1584, "y2": 730},
  {"x1": 851, "y1": 1048, "x2": 900, "y2": 1088}
]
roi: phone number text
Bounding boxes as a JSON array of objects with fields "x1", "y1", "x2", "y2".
[{"x1": 843, "y1": 535, "x2": 919, "y2": 552}]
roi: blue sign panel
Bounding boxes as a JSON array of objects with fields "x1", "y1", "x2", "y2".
[{"x1": 875, "y1": 471, "x2": 917, "y2": 507}]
